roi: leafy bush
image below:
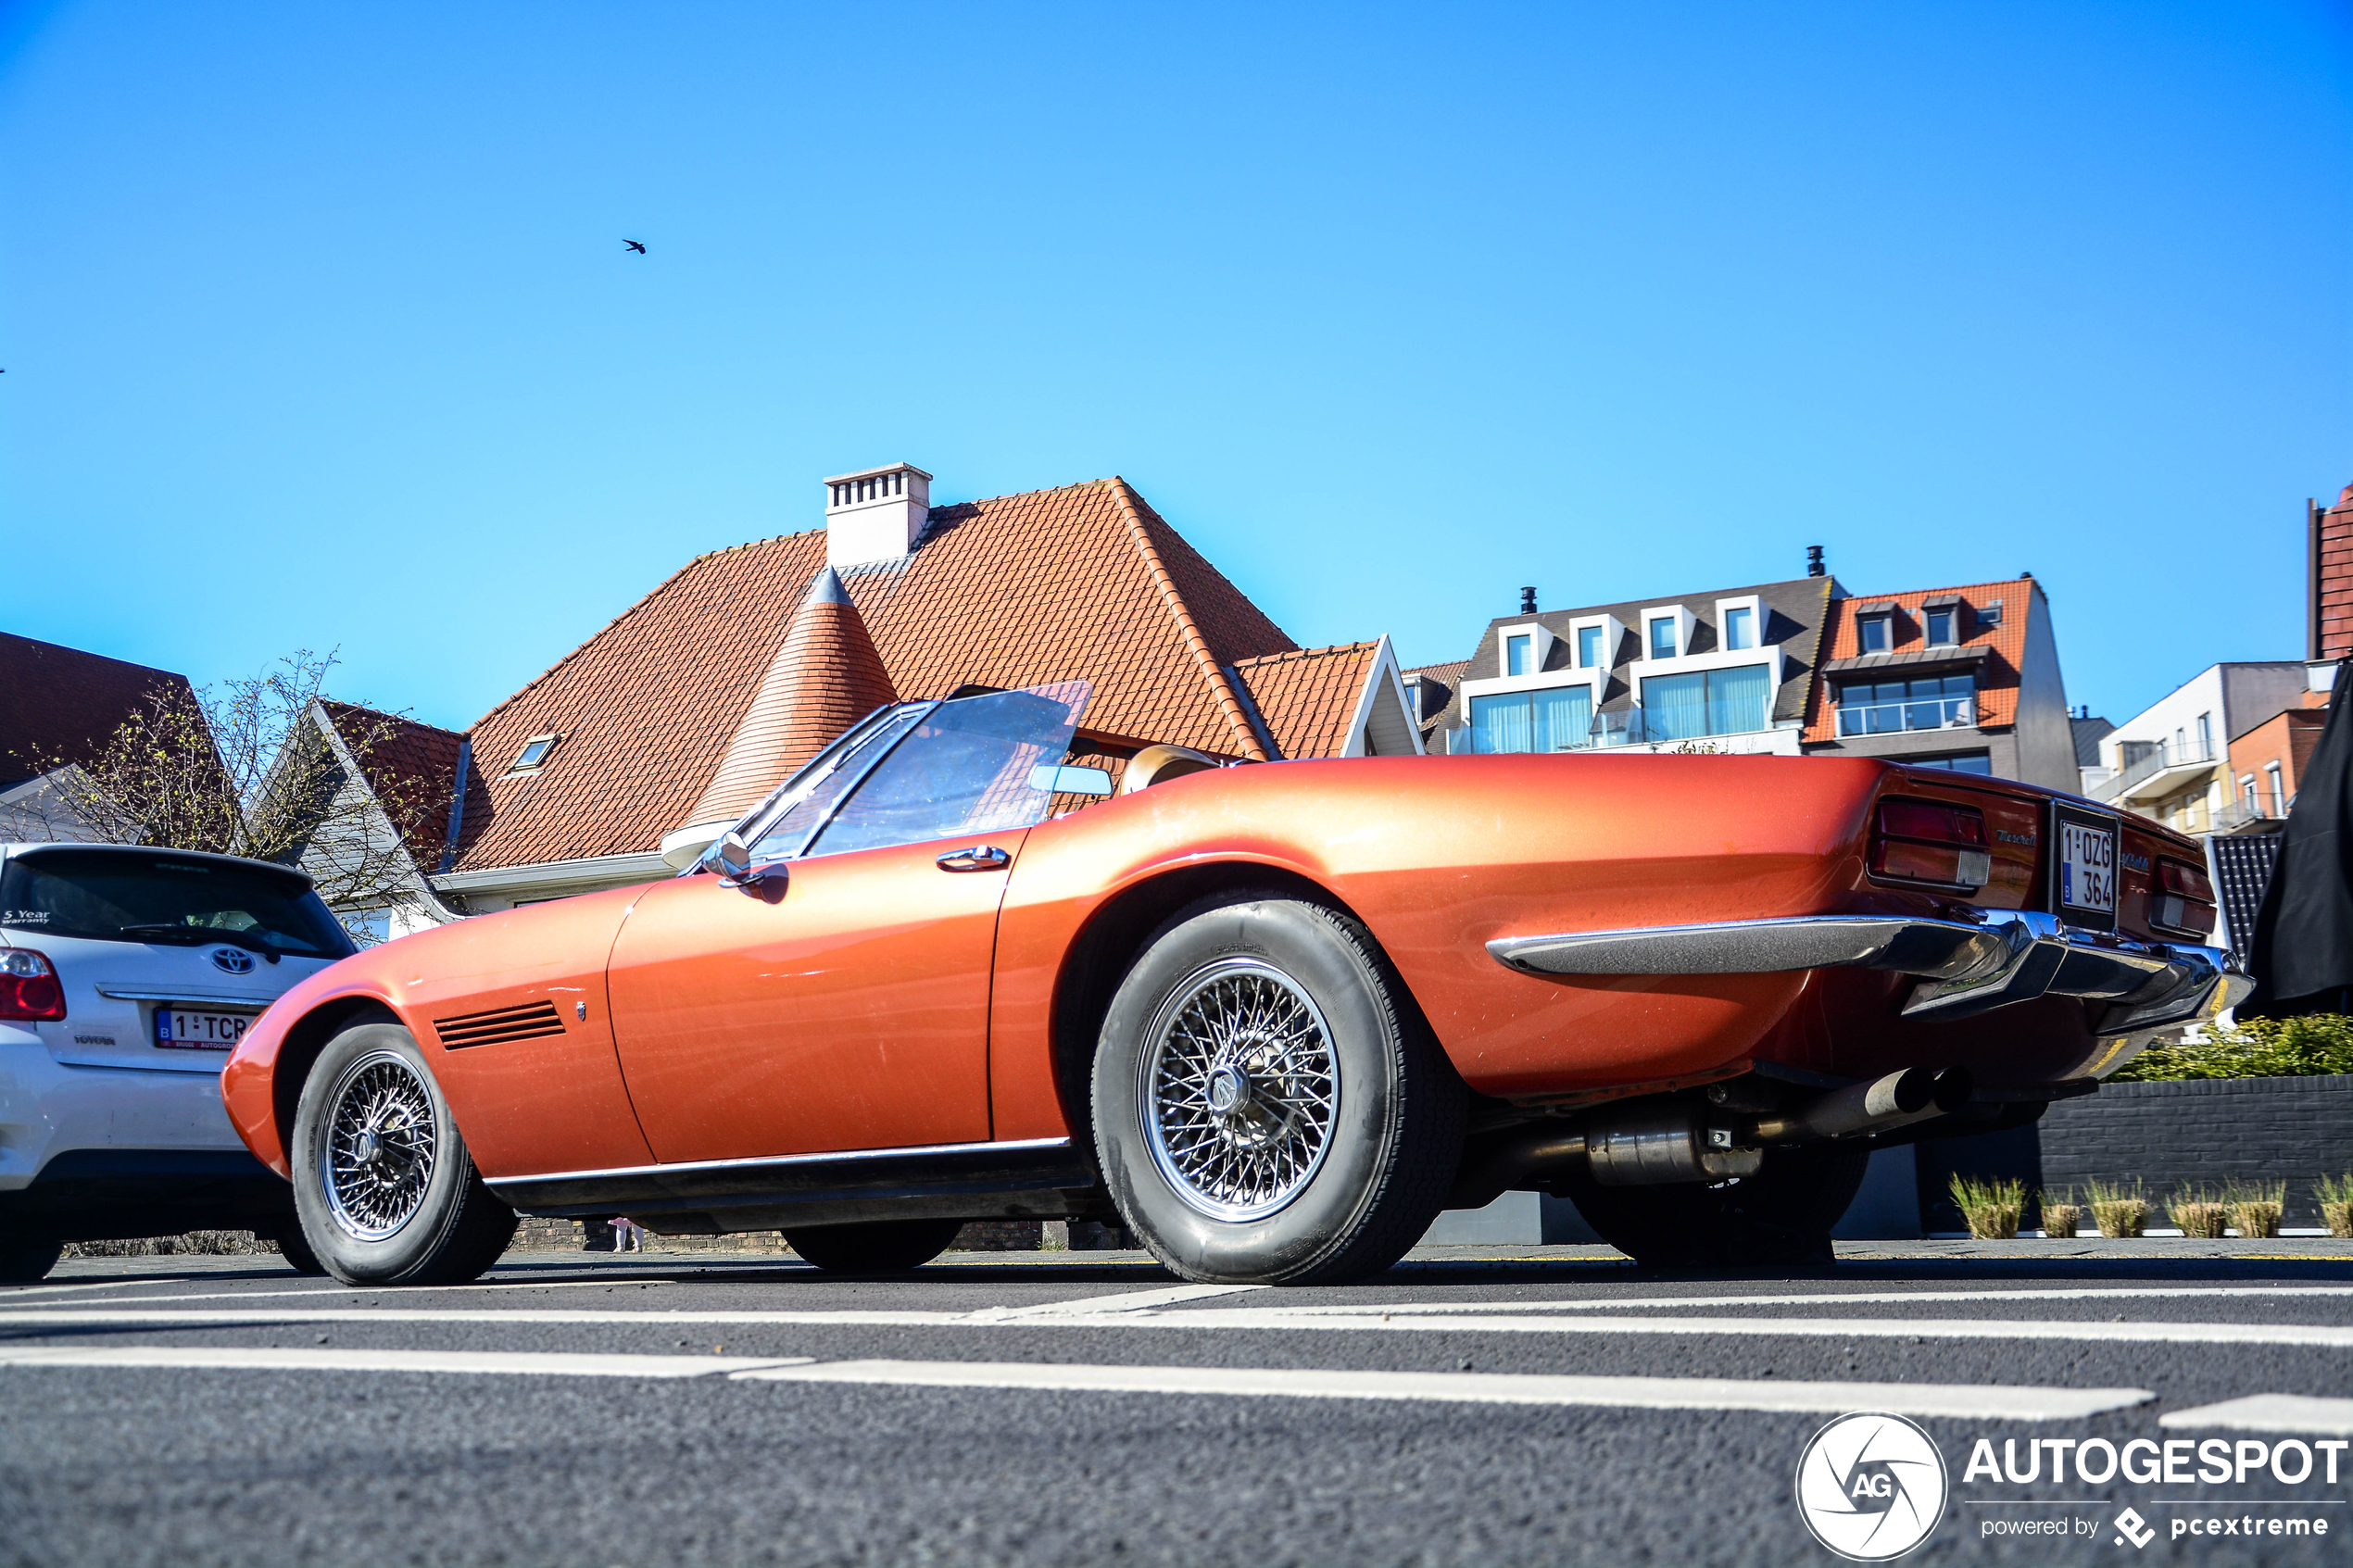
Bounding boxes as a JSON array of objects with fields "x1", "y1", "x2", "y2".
[{"x1": 2111, "y1": 1014, "x2": 2353, "y2": 1082}]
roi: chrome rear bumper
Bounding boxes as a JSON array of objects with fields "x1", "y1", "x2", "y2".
[{"x1": 1488, "y1": 912, "x2": 2250, "y2": 1030}]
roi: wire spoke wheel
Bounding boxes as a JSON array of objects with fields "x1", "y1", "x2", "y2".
[
  {"x1": 320, "y1": 1048, "x2": 439, "y2": 1242},
  {"x1": 1141, "y1": 958, "x2": 1340, "y2": 1222}
]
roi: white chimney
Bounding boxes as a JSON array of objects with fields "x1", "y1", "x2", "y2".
[{"x1": 824, "y1": 462, "x2": 932, "y2": 569}]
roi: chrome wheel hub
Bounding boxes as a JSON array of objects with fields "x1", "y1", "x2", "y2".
[
  {"x1": 321, "y1": 1050, "x2": 438, "y2": 1242},
  {"x1": 1140, "y1": 959, "x2": 1340, "y2": 1223}
]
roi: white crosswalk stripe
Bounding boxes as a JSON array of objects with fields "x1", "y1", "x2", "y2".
[
  {"x1": 2160, "y1": 1396, "x2": 2353, "y2": 1436},
  {"x1": 0, "y1": 1343, "x2": 2150, "y2": 1420}
]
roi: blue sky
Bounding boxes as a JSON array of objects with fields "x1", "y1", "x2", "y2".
[{"x1": 4, "y1": 3, "x2": 2347, "y2": 733}]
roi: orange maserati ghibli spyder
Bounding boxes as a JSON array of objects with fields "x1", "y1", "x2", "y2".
[{"x1": 221, "y1": 682, "x2": 2244, "y2": 1286}]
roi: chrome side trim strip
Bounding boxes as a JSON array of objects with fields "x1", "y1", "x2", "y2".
[
  {"x1": 1486, "y1": 913, "x2": 2249, "y2": 1032},
  {"x1": 483, "y1": 1135, "x2": 1075, "y2": 1194},
  {"x1": 93, "y1": 985, "x2": 273, "y2": 1009},
  {"x1": 1487, "y1": 916, "x2": 2007, "y2": 983}
]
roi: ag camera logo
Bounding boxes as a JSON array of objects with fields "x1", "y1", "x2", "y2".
[{"x1": 1795, "y1": 1411, "x2": 1948, "y2": 1561}]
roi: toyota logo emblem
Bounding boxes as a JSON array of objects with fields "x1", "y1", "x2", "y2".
[{"x1": 209, "y1": 947, "x2": 255, "y2": 975}]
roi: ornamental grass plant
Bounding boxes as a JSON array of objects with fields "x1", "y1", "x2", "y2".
[
  {"x1": 2224, "y1": 1180, "x2": 2286, "y2": 1239},
  {"x1": 1949, "y1": 1174, "x2": 2024, "y2": 1239},
  {"x1": 2085, "y1": 1179, "x2": 2148, "y2": 1238},
  {"x1": 2166, "y1": 1185, "x2": 2229, "y2": 1239},
  {"x1": 2317, "y1": 1173, "x2": 2353, "y2": 1239},
  {"x1": 2036, "y1": 1190, "x2": 2082, "y2": 1238}
]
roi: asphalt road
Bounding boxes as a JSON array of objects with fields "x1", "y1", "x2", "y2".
[{"x1": 6, "y1": 1240, "x2": 2353, "y2": 1567}]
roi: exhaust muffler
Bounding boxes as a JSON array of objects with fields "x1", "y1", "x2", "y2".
[{"x1": 1749, "y1": 1066, "x2": 1972, "y2": 1144}]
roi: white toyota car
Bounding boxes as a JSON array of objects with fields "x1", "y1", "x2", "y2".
[{"x1": 0, "y1": 842, "x2": 357, "y2": 1280}]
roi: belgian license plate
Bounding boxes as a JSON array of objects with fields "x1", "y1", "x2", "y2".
[
  {"x1": 155, "y1": 1009, "x2": 254, "y2": 1050},
  {"x1": 2057, "y1": 819, "x2": 2117, "y2": 919}
]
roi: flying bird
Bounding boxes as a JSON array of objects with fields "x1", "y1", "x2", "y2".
[{"x1": 623, "y1": 239, "x2": 647, "y2": 254}]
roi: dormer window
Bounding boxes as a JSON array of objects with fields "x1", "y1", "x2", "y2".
[
  {"x1": 507, "y1": 733, "x2": 560, "y2": 775},
  {"x1": 1858, "y1": 613, "x2": 1893, "y2": 654},
  {"x1": 1577, "y1": 625, "x2": 1603, "y2": 668},
  {"x1": 1723, "y1": 606, "x2": 1755, "y2": 651},
  {"x1": 1925, "y1": 608, "x2": 1957, "y2": 646},
  {"x1": 1505, "y1": 633, "x2": 1536, "y2": 676},
  {"x1": 1648, "y1": 617, "x2": 1678, "y2": 660}
]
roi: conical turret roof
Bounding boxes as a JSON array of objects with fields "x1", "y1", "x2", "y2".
[{"x1": 683, "y1": 566, "x2": 897, "y2": 829}]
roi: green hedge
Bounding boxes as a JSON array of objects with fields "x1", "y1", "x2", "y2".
[{"x1": 2112, "y1": 1014, "x2": 2353, "y2": 1082}]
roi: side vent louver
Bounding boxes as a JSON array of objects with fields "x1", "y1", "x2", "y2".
[{"x1": 433, "y1": 1001, "x2": 567, "y2": 1049}]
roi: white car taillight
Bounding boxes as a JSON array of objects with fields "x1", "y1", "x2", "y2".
[{"x1": 0, "y1": 947, "x2": 66, "y2": 1022}]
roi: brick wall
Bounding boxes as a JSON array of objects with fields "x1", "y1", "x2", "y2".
[
  {"x1": 1919, "y1": 1075, "x2": 2353, "y2": 1229},
  {"x1": 2318, "y1": 491, "x2": 2352, "y2": 661}
]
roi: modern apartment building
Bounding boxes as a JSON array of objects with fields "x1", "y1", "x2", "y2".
[
  {"x1": 2081, "y1": 663, "x2": 2313, "y2": 835},
  {"x1": 1426, "y1": 569, "x2": 2078, "y2": 791}
]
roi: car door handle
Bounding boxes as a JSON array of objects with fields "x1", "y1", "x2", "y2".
[{"x1": 937, "y1": 846, "x2": 1011, "y2": 872}]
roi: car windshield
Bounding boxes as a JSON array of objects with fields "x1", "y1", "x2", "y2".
[
  {"x1": 808, "y1": 682, "x2": 1091, "y2": 859},
  {"x1": 728, "y1": 705, "x2": 931, "y2": 865},
  {"x1": 0, "y1": 850, "x2": 357, "y2": 959}
]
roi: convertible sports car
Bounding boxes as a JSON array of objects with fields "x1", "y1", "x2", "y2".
[{"x1": 221, "y1": 681, "x2": 2246, "y2": 1286}]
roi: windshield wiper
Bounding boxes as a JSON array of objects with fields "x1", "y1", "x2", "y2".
[{"x1": 117, "y1": 924, "x2": 282, "y2": 963}]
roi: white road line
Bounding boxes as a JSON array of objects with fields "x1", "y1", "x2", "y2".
[
  {"x1": 0, "y1": 1279, "x2": 151, "y2": 1301},
  {"x1": 0, "y1": 1345, "x2": 814, "y2": 1378},
  {"x1": 976, "y1": 1284, "x2": 1265, "y2": 1318},
  {"x1": 0, "y1": 1343, "x2": 2149, "y2": 1419},
  {"x1": 6, "y1": 1306, "x2": 2352, "y2": 1348},
  {"x1": 1278, "y1": 1286, "x2": 2353, "y2": 1316},
  {"x1": 2160, "y1": 1396, "x2": 2353, "y2": 1436},
  {"x1": 0, "y1": 1277, "x2": 685, "y2": 1310}
]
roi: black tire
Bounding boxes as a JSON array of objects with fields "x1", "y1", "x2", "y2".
[
  {"x1": 785, "y1": 1218, "x2": 963, "y2": 1273},
  {"x1": 1090, "y1": 892, "x2": 1465, "y2": 1286},
  {"x1": 0, "y1": 1236, "x2": 61, "y2": 1283},
  {"x1": 289, "y1": 1022, "x2": 517, "y2": 1286},
  {"x1": 269, "y1": 1225, "x2": 328, "y2": 1276},
  {"x1": 1556, "y1": 1142, "x2": 1871, "y2": 1267}
]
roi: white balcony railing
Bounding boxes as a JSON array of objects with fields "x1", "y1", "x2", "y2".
[{"x1": 1835, "y1": 696, "x2": 1975, "y2": 737}]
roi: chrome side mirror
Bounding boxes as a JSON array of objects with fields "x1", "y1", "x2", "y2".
[
  {"x1": 714, "y1": 832, "x2": 752, "y2": 879},
  {"x1": 1029, "y1": 764, "x2": 1114, "y2": 797}
]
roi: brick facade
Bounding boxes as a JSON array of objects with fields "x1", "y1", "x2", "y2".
[{"x1": 2315, "y1": 487, "x2": 2353, "y2": 662}]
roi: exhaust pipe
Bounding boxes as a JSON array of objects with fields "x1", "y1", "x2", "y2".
[{"x1": 1750, "y1": 1066, "x2": 1972, "y2": 1144}]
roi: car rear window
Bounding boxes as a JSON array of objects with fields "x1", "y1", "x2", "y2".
[{"x1": 0, "y1": 850, "x2": 357, "y2": 960}]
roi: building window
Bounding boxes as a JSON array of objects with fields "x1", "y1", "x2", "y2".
[
  {"x1": 1723, "y1": 606, "x2": 1755, "y2": 651},
  {"x1": 1648, "y1": 618, "x2": 1678, "y2": 660},
  {"x1": 507, "y1": 733, "x2": 560, "y2": 773},
  {"x1": 2196, "y1": 712, "x2": 2213, "y2": 760},
  {"x1": 1858, "y1": 614, "x2": 1893, "y2": 653},
  {"x1": 1909, "y1": 754, "x2": 1994, "y2": 775},
  {"x1": 1505, "y1": 633, "x2": 1535, "y2": 677},
  {"x1": 1835, "y1": 675, "x2": 1976, "y2": 735},
  {"x1": 2267, "y1": 760, "x2": 2285, "y2": 816},
  {"x1": 2242, "y1": 775, "x2": 2260, "y2": 814},
  {"x1": 1469, "y1": 686, "x2": 1594, "y2": 754},
  {"x1": 1639, "y1": 666, "x2": 1770, "y2": 741},
  {"x1": 1925, "y1": 608, "x2": 1956, "y2": 646},
  {"x1": 1577, "y1": 625, "x2": 1603, "y2": 668}
]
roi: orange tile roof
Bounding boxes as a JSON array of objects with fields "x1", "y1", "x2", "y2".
[
  {"x1": 1232, "y1": 643, "x2": 1380, "y2": 760},
  {"x1": 321, "y1": 702, "x2": 465, "y2": 872},
  {"x1": 450, "y1": 477, "x2": 1300, "y2": 872},
  {"x1": 1800, "y1": 576, "x2": 2041, "y2": 743}
]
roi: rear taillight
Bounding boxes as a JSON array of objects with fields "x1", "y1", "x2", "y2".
[
  {"x1": 2151, "y1": 857, "x2": 2217, "y2": 938},
  {"x1": 1869, "y1": 798, "x2": 1993, "y2": 891},
  {"x1": 0, "y1": 947, "x2": 65, "y2": 1022}
]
